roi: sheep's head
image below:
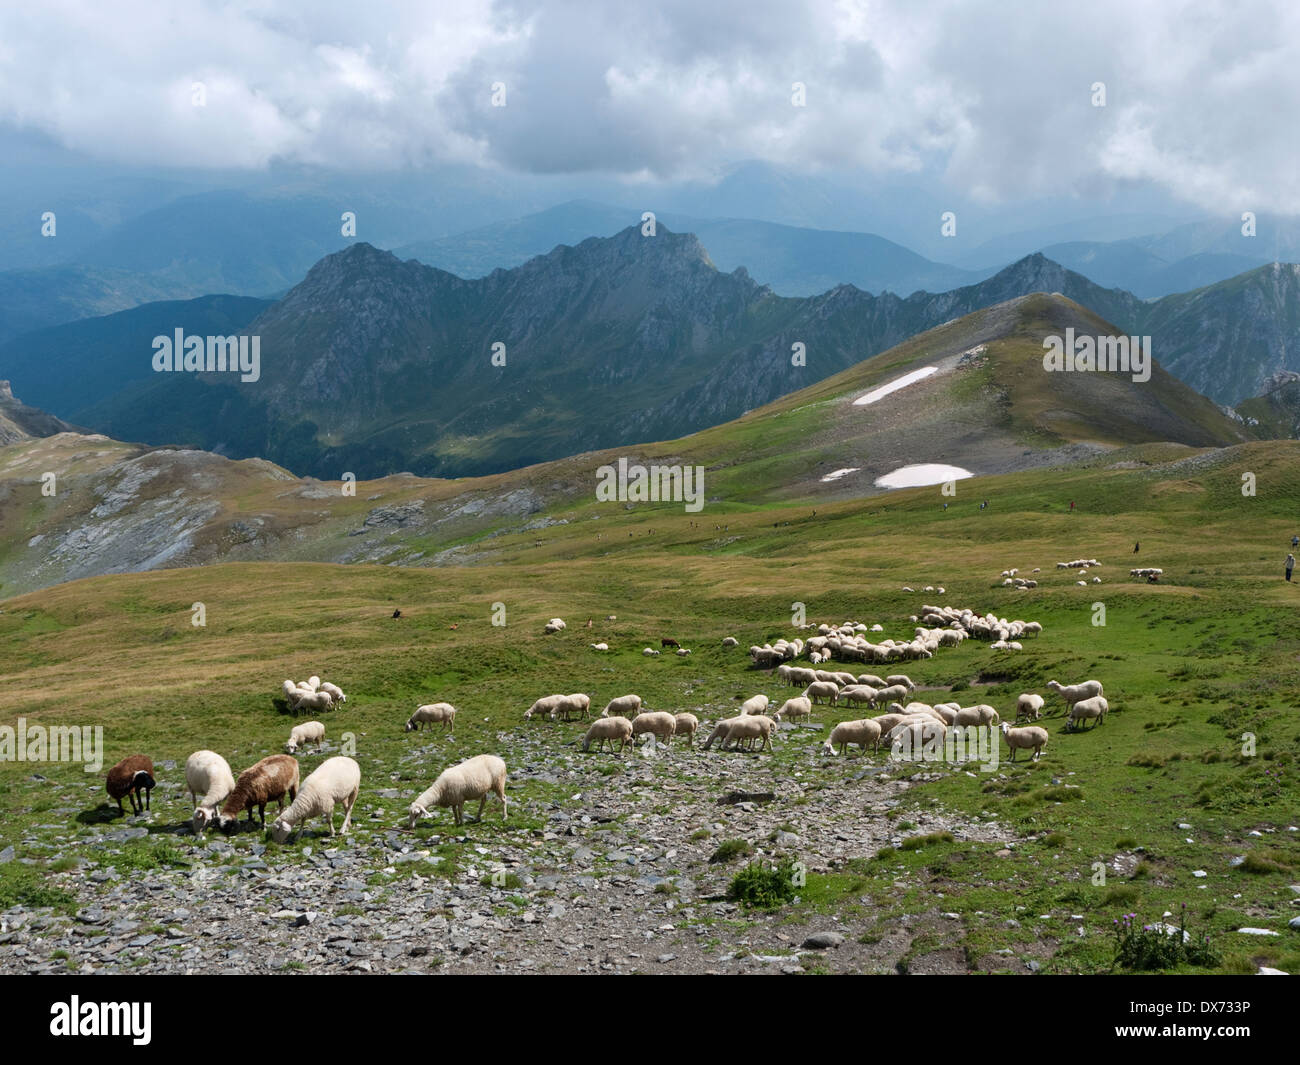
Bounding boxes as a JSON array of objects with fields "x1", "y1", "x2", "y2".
[
  {"x1": 217, "y1": 813, "x2": 239, "y2": 835},
  {"x1": 285, "y1": 741, "x2": 298, "y2": 753},
  {"x1": 404, "y1": 719, "x2": 416, "y2": 732},
  {"x1": 269, "y1": 818, "x2": 292, "y2": 844},
  {"x1": 406, "y1": 804, "x2": 426, "y2": 829},
  {"x1": 192, "y1": 806, "x2": 216, "y2": 835}
]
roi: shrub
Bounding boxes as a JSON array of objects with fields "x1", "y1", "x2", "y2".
[
  {"x1": 708, "y1": 839, "x2": 753, "y2": 864},
  {"x1": 1111, "y1": 907, "x2": 1220, "y2": 971},
  {"x1": 727, "y1": 859, "x2": 799, "y2": 910}
]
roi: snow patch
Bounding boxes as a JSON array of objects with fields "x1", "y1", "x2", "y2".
[
  {"x1": 853, "y1": 366, "x2": 938, "y2": 406},
  {"x1": 874, "y1": 463, "x2": 973, "y2": 489},
  {"x1": 820, "y1": 467, "x2": 860, "y2": 483}
]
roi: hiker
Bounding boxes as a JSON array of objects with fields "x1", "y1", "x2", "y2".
[
  {"x1": 1070, "y1": 500, "x2": 1075, "y2": 512},
  {"x1": 1288, "y1": 554, "x2": 1295, "y2": 582},
  {"x1": 1292, "y1": 535, "x2": 1298, "y2": 549},
  {"x1": 1133, "y1": 542, "x2": 1140, "y2": 554}
]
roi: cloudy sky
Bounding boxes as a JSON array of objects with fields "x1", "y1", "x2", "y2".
[{"x1": 0, "y1": 0, "x2": 1297, "y2": 214}]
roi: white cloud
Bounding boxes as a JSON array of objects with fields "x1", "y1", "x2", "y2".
[{"x1": 0, "y1": 0, "x2": 1296, "y2": 212}]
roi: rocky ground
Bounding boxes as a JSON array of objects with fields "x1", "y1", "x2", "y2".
[{"x1": 0, "y1": 723, "x2": 1036, "y2": 976}]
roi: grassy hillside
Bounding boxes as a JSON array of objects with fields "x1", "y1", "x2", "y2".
[{"x1": 1, "y1": 441, "x2": 1298, "y2": 973}]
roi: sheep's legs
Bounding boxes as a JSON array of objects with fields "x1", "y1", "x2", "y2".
[{"x1": 474, "y1": 795, "x2": 487, "y2": 822}]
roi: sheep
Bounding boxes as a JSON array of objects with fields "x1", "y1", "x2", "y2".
[
  {"x1": 601, "y1": 694, "x2": 643, "y2": 718},
  {"x1": 857, "y1": 673, "x2": 886, "y2": 688},
  {"x1": 544, "y1": 617, "x2": 567, "y2": 633},
  {"x1": 407, "y1": 754, "x2": 508, "y2": 827},
  {"x1": 823, "y1": 718, "x2": 882, "y2": 756},
  {"x1": 886, "y1": 717, "x2": 948, "y2": 752},
  {"x1": 834, "y1": 685, "x2": 876, "y2": 708},
  {"x1": 1015, "y1": 694, "x2": 1045, "y2": 722},
  {"x1": 282, "y1": 679, "x2": 305, "y2": 706},
  {"x1": 106, "y1": 755, "x2": 155, "y2": 815},
  {"x1": 740, "y1": 694, "x2": 770, "y2": 716},
  {"x1": 633, "y1": 711, "x2": 677, "y2": 746},
  {"x1": 589, "y1": 641, "x2": 610, "y2": 651},
  {"x1": 1065, "y1": 695, "x2": 1109, "y2": 731},
  {"x1": 406, "y1": 702, "x2": 457, "y2": 732},
  {"x1": 801, "y1": 681, "x2": 839, "y2": 705},
  {"x1": 1000, "y1": 723, "x2": 1049, "y2": 761},
  {"x1": 642, "y1": 647, "x2": 661, "y2": 656},
  {"x1": 526, "y1": 694, "x2": 564, "y2": 720},
  {"x1": 319, "y1": 682, "x2": 347, "y2": 704},
  {"x1": 885, "y1": 674, "x2": 915, "y2": 691},
  {"x1": 676, "y1": 648, "x2": 692, "y2": 656},
  {"x1": 217, "y1": 755, "x2": 300, "y2": 832},
  {"x1": 773, "y1": 696, "x2": 812, "y2": 723},
  {"x1": 871, "y1": 683, "x2": 911, "y2": 707},
  {"x1": 705, "y1": 715, "x2": 773, "y2": 752},
  {"x1": 673, "y1": 713, "x2": 699, "y2": 747},
  {"x1": 306, "y1": 675, "x2": 322, "y2": 691},
  {"x1": 269, "y1": 756, "x2": 361, "y2": 841},
  {"x1": 286, "y1": 720, "x2": 326, "y2": 754},
  {"x1": 552, "y1": 693, "x2": 592, "y2": 721},
  {"x1": 186, "y1": 750, "x2": 236, "y2": 835},
  {"x1": 582, "y1": 716, "x2": 634, "y2": 753},
  {"x1": 661, "y1": 637, "x2": 680, "y2": 649},
  {"x1": 1046, "y1": 679, "x2": 1104, "y2": 714},
  {"x1": 721, "y1": 637, "x2": 739, "y2": 648},
  {"x1": 294, "y1": 690, "x2": 334, "y2": 714}
]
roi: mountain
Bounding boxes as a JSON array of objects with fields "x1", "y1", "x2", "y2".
[
  {"x1": 395, "y1": 201, "x2": 985, "y2": 296},
  {"x1": 0, "y1": 380, "x2": 79, "y2": 446},
  {"x1": 0, "y1": 292, "x2": 1249, "y2": 596},
  {"x1": 1235, "y1": 371, "x2": 1300, "y2": 439},
  {"x1": 0, "y1": 295, "x2": 272, "y2": 420},
  {"x1": 22, "y1": 229, "x2": 1273, "y2": 478}
]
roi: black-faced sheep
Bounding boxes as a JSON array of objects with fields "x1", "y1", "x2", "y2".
[{"x1": 106, "y1": 755, "x2": 155, "y2": 815}]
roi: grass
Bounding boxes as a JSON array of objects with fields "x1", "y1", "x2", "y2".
[{"x1": 0, "y1": 440, "x2": 1299, "y2": 973}]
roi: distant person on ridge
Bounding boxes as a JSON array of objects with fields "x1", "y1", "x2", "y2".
[
  {"x1": 1287, "y1": 554, "x2": 1295, "y2": 582},
  {"x1": 1133, "y1": 542, "x2": 1140, "y2": 554},
  {"x1": 1292, "y1": 535, "x2": 1298, "y2": 549},
  {"x1": 1070, "y1": 500, "x2": 1075, "y2": 512}
]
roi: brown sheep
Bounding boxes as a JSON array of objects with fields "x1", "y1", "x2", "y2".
[
  {"x1": 217, "y1": 754, "x2": 300, "y2": 833},
  {"x1": 106, "y1": 755, "x2": 155, "y2": 815}
]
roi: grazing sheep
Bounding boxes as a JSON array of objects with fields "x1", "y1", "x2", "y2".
[
  {"x1": 712, "y1": 715, "x2": 773, "y2": 752},
  {"x1": 544, "y1": 617, "x2": 567, "y2": 633},
  {"x1": 407, "y1": 754, "x2": 508, "y2": 827},
  {"x1": 1046, "y1": 679, "x2": 1104, "y2": 713},
  {"x1": 885, "y1": 674, "x2": 915, "y2": 691},
  {"x1": 269, "y1": 756, "x2": 361, "y2": 841},
  {"x1": 106, "y1": 755, "x2": 155, "y2": 815},
  {"x1": 217, "y1": 755, "x2": 300, "y2": 832},
  {"x1": 721, "y1": 637, "x2": 739, "y2": 648},
  {"x1": 286, "y1": 720, "x2": 326, "y2": 754},
  {"x1": 582, "y1": 716, "x2": 634, "y2": 753},
  {"x1": 306, "y1": 676, "x2": 322, "y2": 691},
  {"x1": 1065, "y1": 695, "x2": 1109, "y2": 731},
  {"x1": 676, "y1": 648, "x2": 692, "y2": 656},
  {"x1": 673, "y1": 713, "x2": 699, "y2": 747},
  {"x1": 801, "y1": 681, "x2": 839, "y2": 705},
  {"x1": 294, "y1": 690, "x2": 334, "y2": 714},
  {"x1": 773, "y1": 696, "x2": 813, "y2": 723},
  {"x1": 589, "y1": 642, "x2": 610, "y2": 651},
  {"x1": 661, "y1": 637, "x2": 680, "y2": 649},
  {"x1": 643, "y1": 647, "x2": 661, "y2": 656},
  {"x1": 1015, "y1": 693, "x2": 1045, "y2": 723},
  {"x1": 1000, "y1": 723, "x2": 1049, "y2": 761},
  {"x1": 282, "y1": 679, "x2": 305, "y2": 706},
  {"x1": 633, "y1": 711, "x2": 677, "y2": 746},
  {"x1": 319, "y1": 682, "x2": 347, "y2": 704},
  {"x1": 601, "y1": 694, "x2": 643, "y2": 719},
  {"x1": 552, "y1": 693, "x2": 592, "y2": 721},
  {"x1": 871, "y1": 684, "x2": 911, "y2": 707},
  {"x1": 833, "y1": 684, "x2": 876, "y2": 708},
  {"x1": 405, "y1": 702, "x2": 457, "y2": 733},
  {"x1": 525, "y1": 694, "x2": 564, "y2": 720},
  {"x1": 740, "y1": 694, "x2": 770, "y2": 716},
  {"x1": 823, "y1": 718, "x2": 882, "y2": 756},
  {"x1": 186, "y1": 750, "x2": 236, "y2": 835}
]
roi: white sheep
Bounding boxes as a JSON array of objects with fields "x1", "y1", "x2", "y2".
[
  {"x1": 673, "y1": 713, "x2": 699, "y2": 747},
  {"x1": 885, "y1": 674, "x2": 915, "y2": 690},
  {"x1": 319, "y1": 682, "x2": 346, "y2": 704},
  {"x1": 186, "y1": 750, "x2": 236, "y2": 836},
  {"x1": 833, "y1": 685, "x2": 876, "y2": 708},
  {"x1": 306, "y1": 675, "x2": 322, "y2": 691},
  {"x1": 1015, "y1": 693, "x2": 1045, "y2": 722},
  {"x1": 544, "y1": 617, "x2": 567, "y2": 633},
  {"x1": 633, "y1": 711, "x2": 677, "y2": 745},
  {"x1": 1046, "y1": 679, "x2": 1104, "y2": 713},
  {"x1": 525, "y1": 694, "x2": 564, "y2": 720},
  {"x1": 406, "y1": 702, "x2": 457, "y2": 732},
  {"x1": 1065, "y1": 695, "x2": 1109, "y2": 731},
  {"x1": 286, "y1": 720, "x2": 326, "y2": 754},
  {"x1": 823, "y1": 718, "x2": 882, "y2": 756},
  {"x1": 552, "y1": 693, "x2": 592, "y2": 721},
  {"x1": 740, "y1": 694, "x2": 770, "y2": 715},
  {"x1": 676, "y1": 648, "x2": 692, "y2": 656},
  {"x1": 582, "y1": 716, "x2": 634, "y2": 753},
  {"x1": 1000, "y1": 723, "x2": 1049, "y2": 761},
  {"x1": 407, "y1": 754, "x2": 508, "y2": 827},
  {"x1": 269, "y1": 756, "x2": 361, "y2": 841},
  {"x1": 774, "y1": 696, "x2": 813, "y2": 723},
  {"x1": 642, "y1": 647, "x2": 661, "y2": 656},
  {"x1": 601, "y1": 694, "x2": 643, "y2": 718},
  {"x1": 721, "y1": 637, "x2": 739, "y2": 648},
  {"x1": 294, "y1": 690, "x2": 334, "y2": 714},
  {"x1": 801, "y1": 681, "x2": 839, "y2": 705},
  {"x1": 590, "y1": 642, "x2": 610, "y2": 651}
]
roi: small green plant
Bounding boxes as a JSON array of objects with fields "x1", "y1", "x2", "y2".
[
  {"x1": 708, "y1": 839, "x2": 753, "y2": 864},
  {"x1": 727, "y1": 859, "x2": 798, "y2": 910},
  {"x1": 1111, "y1": 906, "x2": 1220, "y2": 971}
]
